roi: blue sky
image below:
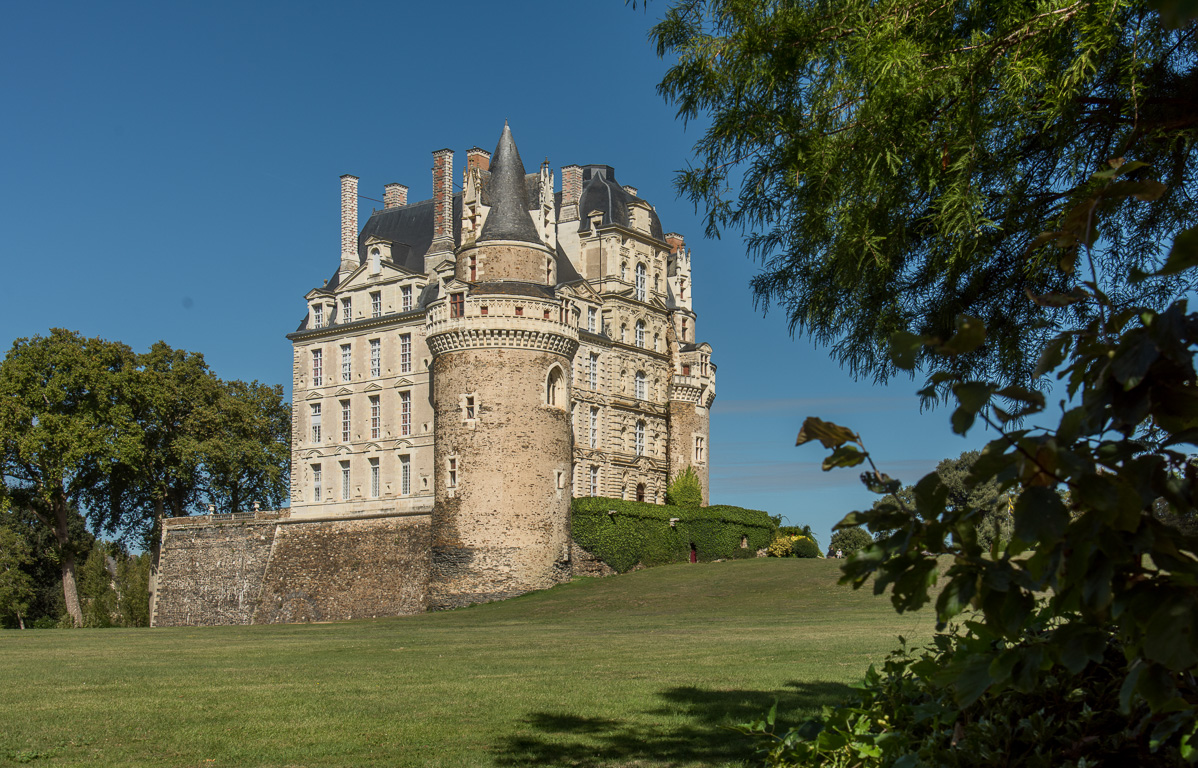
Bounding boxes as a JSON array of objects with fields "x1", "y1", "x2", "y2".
[{"x1": 0, "y1": 1, "x2": 994, "y2": 541}]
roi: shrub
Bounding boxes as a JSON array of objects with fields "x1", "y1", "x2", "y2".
[
  {"x1": 571, "y1": 497, "x2": 775, "y2": 572},
  {"x1": 790, "y1": 536, "x2": 821, "y2": 558},
  {"x1": 738, "y1": 606, "x2": 1196, "y2": 767},
  {"x1": 665, "y1": 466, "x2": 703, "y2": 507},
  {"x1": 767, "y1": 536, "x2": 793, "y2": 558},
  {"x1": 828, "y1": 526, "x2": 872, "y2": 556}
]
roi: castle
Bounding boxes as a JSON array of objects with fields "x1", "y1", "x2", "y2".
[{"x1": 152, "y1": 125, "x2": 715, "y2": 625}]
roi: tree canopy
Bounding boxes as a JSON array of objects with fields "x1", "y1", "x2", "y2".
[{"x1": 649, "y1": 0, "x2": 1197, "y2": 387}]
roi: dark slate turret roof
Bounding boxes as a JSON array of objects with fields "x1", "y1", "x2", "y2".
[
  {"x1": 478, "y1": 123, "x2": 541, "y2": 244},
  {"x1": 575, "y1": 165, "x2": 665, "y2": 240}
]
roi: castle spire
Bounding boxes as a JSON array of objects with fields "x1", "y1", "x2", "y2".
[{"x1": 477, "y1": 122, "x2": 540, "y2": 244}]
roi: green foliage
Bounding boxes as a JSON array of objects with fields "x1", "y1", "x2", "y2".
[
  {"x1": 648, "y1": 0, "x2": 1197, "y2": 387},
  {"x1": 828, "y1": 527, "x2": 872, "y2": 557},
  {"x1": 116, "y1": 552, "x2": 150, "y2": 628},
  {"x1": 790, "y1": 536, "x2": 821, "y2": 559},
  {"x1": 665, "y1": 466, "x2": 703, "y2": 507},
  {"x1": 571, "y1": 497, "x2": 774, "y2": 571},
  {"x1": 739, "y1": 607, "x2": 1197, "y2": 767},
  {"x1": 777, "y1": 524, "x2": 819, "y2": 551},
  {"x1": 77, "y1": 542, "x2": 118, "y2": 628},
  {"x1": 0, "y1": 525, "x2": 35, "y2": 629}
]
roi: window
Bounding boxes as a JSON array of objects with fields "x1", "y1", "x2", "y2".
[
  {"x1": 635, "y1": 371, "x2": 646, "y2": 400},
  {"x1": 543, "y1": 308, "x2": 551, "y2": 320},
  {"x1": 465, "y1": 395, "x2": 475, "y2": 420},
  {"x1": 310, "y1": 403, "x2": 322, "y2": 442},
  {"x1": 313, "y1": 305, "x2": 324, "y2": 328},
  {"x1": 636, "y1": 421, "x2": 645, "y2": 456},
  {"x1": 681, "y1": 318, "x2": 689, "y2": 341},
  {"x1": 341, "y1": 297, "x2": 352, "y2": 324},
  {"x1": 370, "y1": 395, "x2": 381, "y2": 439},
  {"x1": 515, "y1": 305, "x2": 523, "y2": 316},
  {"x1": 620, "y1": 325, "x2": 627, "y2": 343},
  {"x1": 341, "y1": 344, "x2": 352, "y2": 382},
  {"x1": 589, "y1": 354, "x2": 598, "y2": 390},
  {"x1": 588, "y1": 307, "x2": 597, "y2": 332},
  {"x1": 546, "y1": 257, "x2": 553, "y2": 284},
  {"x1": 370, "y1": 338, "x2": 381, "y2": 378},
  {"x1": 311, "y1": 349, "x2": 323, "y2": 386},
  {"x1": 341, "y1": 461, "x2": 351, "y2": 500},
  {"x1": 370, "y1": 249, "x2": 380, "y2": 274},
  {"x1": 400, "y1": 455, "x2": 411, "y2": 495},
  {"x1": 450, "y1": 292, "x2": 464, "y2": 318},
  {"x1": 401, "y1": 285, "x2": 413, "y2": 312},
  {"x1": 635, "y1": 263, "x2": 647, "y2": 301},
  {"x1": 480, "y1": 305, "x2": 488, "y2": 316},
  {"x1": 369, "y1": 458, "x2": 380, "y2": 498},
  {"x1": 470, "y1": 255, "x2": 477, "y2": 281},
  {"x1": 371, "y1": 291, "x2": 382, "y2": 318},
  {"x1": 546, "y1": 367, "x2": 564, "y2": 407},
  {"x1": 636, "y1": 321, "x2": 645, "y2": 348},
  {"x1": 679, "y1": 280, "x2": 686, "y2": 301},
  {"x1": 312, "y1": 464, "x2": 322, "y2": 501},
  {"x1": 400, "y1": 391, "x2": 411, "y2": 436},
  {"x1": 589, "y1": 407, "x2": 598, "y2": 449},
  {"x1": 695, "y1": 436, "x2": 706, "y2": 463},
  {"x1": 682, "y1": 363, "x2": 691, "y2": 376},
  {"x1": 636, "y1": 483, "x2": 646, "y2": 503},
  {"x1": 448, "y1": 457, "x2": 458, "y2": 488},
  {"x1": 400, "y1": 334, "x2": 411, "y2": 373},
  {"x1": 589, "y1": 466, "x2": 599, "y2": 497},
  {"x1": 621, "y1": 262, "x2": 628, "y2": 281},
  {"x1": 341, "y1": 400, "x2": 351, "y2": 442}
]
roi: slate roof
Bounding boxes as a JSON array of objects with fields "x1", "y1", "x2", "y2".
[
  {"x1": 575, "y1": 165, "x2": 665, "y2": 240},
  {"x1": 478, "y1": 123, "x2": 541, "y2": 244}
]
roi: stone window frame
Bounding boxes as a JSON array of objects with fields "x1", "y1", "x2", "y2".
[
  {"x1": 340, "y1": 399, "x2": 351, "y2": 443},
  {"x1": 635, "y1": 370, "x2": 647, "y2": 401},
  {"x1": 369, "y1": 457, "x2": 380, "y2": 498},
  {"x1": 341, "y1": 297, "x2": 353, "y2": 324},
  {"x1": 369, "y1": 338, "x2": 381, "y2": 378},
  {"x1": 450, "y1": 292, "x2": 465, "y2": 318},
  {"x1": 587, "y1": 307, "x2": 597, "y2": 333},
  {"x1": 695, "y1": 435, "x2": 706, "y2": 464},
  {"x1": 589, "y1": 353, "x2": 599, "y2": 390},
  {"x1": 447, "y1": 455, "x2": 460, "y2": 494},
  {"x1": 589, "y1": 406, "x2": 599, "y2": 449},
  {"x1": 635, "y1": 420, "x2": 645, "y2": 456},
  {"x1": 635, "y1": 262, "x2": 647, "y2": 301},
  {"x1": 401, "y1": 284, "x2": 413, "y2": 312},
  {"x1": 312, "y1": 463, "x2": 322, "y2": 502},
  {"x1": 311, "y1": 348, "x2": 323, "y2": 387},
  {"x1": 369, "y1": 395, "x2": 381, "y2": 439},
  {"x1": 340, "y1": 460, "x2": 351, "y2": 501},
  {"x1": 310, "y1": 402, "x2": 322, "y2": 443},
  {"x1": 589, "y1": 465, "x2": 599, "y2": 497},
  {"x1": 371, "y1": 291, "x2": 382, "y2": 318},
  {"x1": 635, "y1": 320, "x2": 645, "y2": 348},
  {"x1": 313, "y1": 304, "x2": 324, "y2": 328},
  {"x1": 400, "y1": 454, "x2": 411, "y2": 496},
  {"x1": 400, "y1": 390, "x2": 412, "y2": 436},
  {"x1": 459, "y1": 392, "x2": 479, "y2": 428},
  {"x1": 399, "y1": 334, "x2": 412, "y2": 374},
  {"x1": 340, "y1": 343, "x2": 352, "y2": 382},
  {"x1": 545, "y1": 365, "x2": 566, "y2": 408}
]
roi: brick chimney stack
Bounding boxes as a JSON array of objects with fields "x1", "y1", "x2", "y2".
[
  {"x1": 467, "y1": 147, "x2": 491, "y2": 174},
  {"x1": 340, "y1": 175, "x2": 359, "y2": 276},
  {"x1": 560, "y1": 165, "x2": 582, "y2": 221},
  {"x1": 384, "y1": 183, "x2": 408, "y2": 209},
  {"x1": 431, "y1": 149, "x2": 454, "y2": 252},
  {"x1": 665, "y1": 232, "x2": 686, "y2": 255}
]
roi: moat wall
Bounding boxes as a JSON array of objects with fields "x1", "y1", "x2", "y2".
[{"x1": 153, "y1": 511, "x2": 430, "y2": 627}]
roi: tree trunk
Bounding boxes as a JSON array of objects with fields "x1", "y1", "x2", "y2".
[
  {"x1": 53, "y1": 494, "x2": 84, "y2": 627},
  {"x1": 17, "y1": 611, "x2": 24, "y2": 630},
  {"x1": 147, "y1": 498, "x2": 163, "y2": 626}
]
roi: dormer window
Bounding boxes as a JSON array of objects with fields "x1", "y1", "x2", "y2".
[
  {"x1": 371, "y1": 291, "x2": 381, "y2": 318},
  {"x1": 341, "y1": 297, "x2": 352, "y2": 323},
  {"x1": 370, "y1": 248, "x2": 381, "y2": 275},
  {"x1": 588, "y1": 308, "x2": 596, "y2": 332},
  {"x1": 401, "y1": 285, "x2": 413, "y2": 312},
  {"x1": 313, "y1": 305, "x2": 324, "y2": 328}
]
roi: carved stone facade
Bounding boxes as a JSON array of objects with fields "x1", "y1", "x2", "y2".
[{"x1": 153, "y1": 124, "x2": 715, "y2": 625}]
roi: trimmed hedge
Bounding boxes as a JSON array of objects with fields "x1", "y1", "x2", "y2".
[{"x1": 571, "y1": 497, "x2": 776, "y2": 572}]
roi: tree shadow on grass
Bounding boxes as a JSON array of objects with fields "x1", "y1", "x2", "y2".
[{"x1": 495, "y1": 680, "x2": 852, "y2": 767}]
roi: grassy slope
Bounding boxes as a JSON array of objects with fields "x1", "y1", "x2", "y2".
[{"x1": 0, "y1": 558, "x2": 937, "y2": 768}]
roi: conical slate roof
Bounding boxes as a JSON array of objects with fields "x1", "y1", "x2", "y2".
[{"x1": 478, "y1": 123, "x2": 541, "y2": 244}]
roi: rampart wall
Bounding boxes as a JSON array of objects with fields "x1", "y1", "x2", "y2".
[{"x1": 153, "y1": 511, "x2": 430, "y2": 627}]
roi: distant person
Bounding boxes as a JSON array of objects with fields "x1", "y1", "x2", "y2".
[{"x1": 836, "y1": 548, "x2": 843, "y2": 559}]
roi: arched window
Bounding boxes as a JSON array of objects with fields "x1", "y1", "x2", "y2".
[
  {"x1": 636, "y1": 483, "x2": 646, "y2": 503},
  {"x1": 635, "y1": 421, "x2": 645, "y2": 455},
  {"x1": 635, "y1": 263, "x2": 647, "y2": 301},
  {"x1": 635, "y1": 371, "x2": 646, "y2": 400},
  {"x1": 546, "y1": 366, "x2": 565, "y2": 407},
  {"x1": 635, "y1": 321, "x2": 645, "y2": 348}
]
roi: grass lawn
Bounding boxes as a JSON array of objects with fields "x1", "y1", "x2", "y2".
[{"x1": 0, "y1": 558, "x2": 938, "y2": 767}]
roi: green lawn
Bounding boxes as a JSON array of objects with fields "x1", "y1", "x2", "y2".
[{"x1": 0, "y1": 558, "x2": 937, "y2": 767}]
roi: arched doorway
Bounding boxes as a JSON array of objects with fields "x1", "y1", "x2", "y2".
[{"x1": 636, "y1": 483, "x2": 645, "y2": 503}]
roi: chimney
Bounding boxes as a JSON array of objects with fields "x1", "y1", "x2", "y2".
[
  {"x1": 467, "y1": 147, "x2": 491, "y2": 174},
  {"x1": 340, "y1": 175, "x2": 359, "y2": 275},
  {"x1": 665, "y1": 232, "x2": 686, "y2": 255},
  {"x1": 561, "y1": 165, "x2": 582, "y2": 221},
  {"x1": 623, "y1": 185, "x2": 638, "y2": 198},
  {"x1": 384, "y1": 183, "x2": 408, "y2": 209},
  {"x1": 430, "y1": 148, "x2": 454, "y2": 254}
]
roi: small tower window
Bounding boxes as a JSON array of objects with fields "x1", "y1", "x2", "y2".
[
  {"x1": 546, "y1": 366, "x2": 565, "y2": 407},
  {"x1": 470, "y1": 254, "x2": 477, "y2": 281},
  {"x1": 450, "y1": 292, "x2": 465, "y2": 318},
  {"x1": 515, "y1": 305, "x2": 524, "y2": 316},
  {"x1": 448, "y1": 457, "x2": 458, "y2": 489},
  {"x1": 465, "y1": 395, "x2": 476, "y2": 420}
]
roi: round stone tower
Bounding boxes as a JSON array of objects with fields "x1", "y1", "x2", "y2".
[{"x1": 425, "y1": 124, "x2": 578, "y2": 610}]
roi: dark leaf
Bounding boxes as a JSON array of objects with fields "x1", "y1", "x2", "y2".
[{"x1": 796, "y1": 416, "x2": 857, "y2": 448}]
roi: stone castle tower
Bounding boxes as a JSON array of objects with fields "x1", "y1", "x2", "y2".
[{"x1": 151, "y1": 124, "x2": 716, "y2": 625}]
